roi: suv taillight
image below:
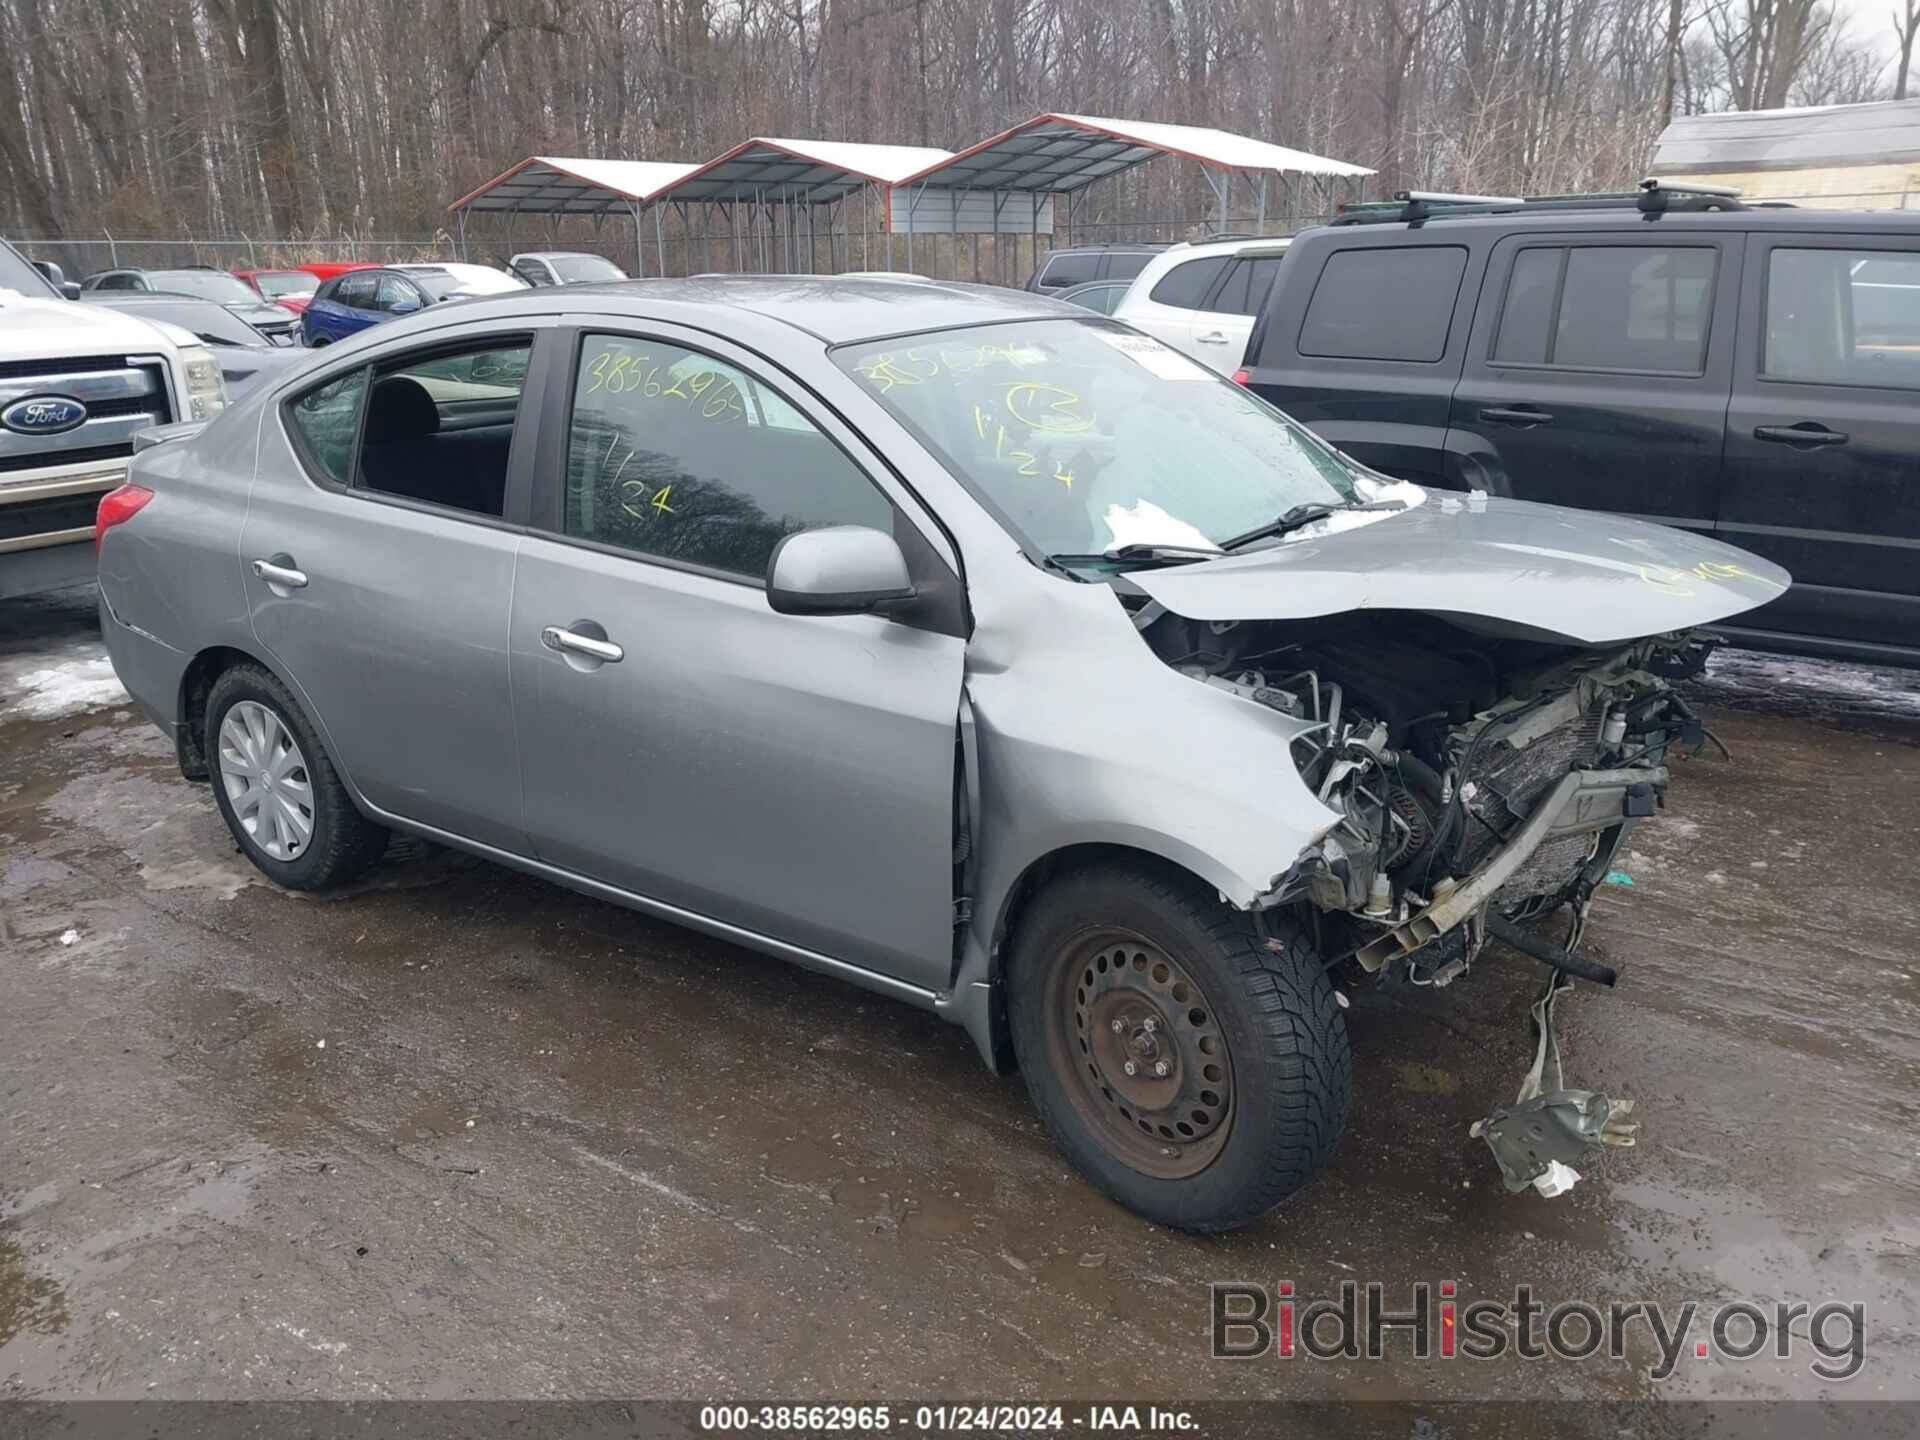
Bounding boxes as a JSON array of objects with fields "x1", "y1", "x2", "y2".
[
  {"x1": 1230, "y1": 368, "x2": 1251, "y2": 387},
  {"x1": 95, "y1": 483, "x2": 153, "y2": 550}
]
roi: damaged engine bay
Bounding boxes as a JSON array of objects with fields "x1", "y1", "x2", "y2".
[{"x1": 1139, "y1": 606, "x2": 1708, "y2": 1193}]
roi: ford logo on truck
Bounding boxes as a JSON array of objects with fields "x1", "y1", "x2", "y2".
[{"x1": 2, "y1": 395, "x2": 88, "y2": 435}]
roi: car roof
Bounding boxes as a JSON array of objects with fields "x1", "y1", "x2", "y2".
[
  {"x1": 1308, "y1": 205, "x2": 1920, "y2": 241},
  {"x1": 408, "y1": 275, "x2": 1080, "y2": 346},
  {"x1": 514, "y1": 251, "x2": 609, "y2": 261}
]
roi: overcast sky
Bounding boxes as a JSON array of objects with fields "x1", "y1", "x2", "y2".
[{"x1": 1831, "y1": 0, "x2": 1905, "y2": 66}]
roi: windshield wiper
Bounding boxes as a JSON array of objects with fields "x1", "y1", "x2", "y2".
[
  {"x1": 1047, "y1": 543, "x2": 1221, "y2": 570},
  {"x1": 1220, "y1": 499, "x2": 1405, "y2": 553}
]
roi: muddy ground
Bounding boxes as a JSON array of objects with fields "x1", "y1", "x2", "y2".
[{"x1": 2, "y1": 590, "x2": 1917, "y2": 1425}]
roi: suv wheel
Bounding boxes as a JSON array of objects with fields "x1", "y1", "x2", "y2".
[
  {"x1": 206, "y1": 664, "x2": 387, "y2": 890},
  {"x1": 1009, "y1": 860, "x2": 1351, "y2": 1232}
]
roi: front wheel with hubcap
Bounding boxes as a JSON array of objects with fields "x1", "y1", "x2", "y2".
[{"x1": 1009, "y1": 860, "x2": 1351, "y2": 1232}]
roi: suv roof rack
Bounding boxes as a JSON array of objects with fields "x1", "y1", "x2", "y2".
[{"x1": 1330, "y1": 178, "x2": 1753, "y2": 227}]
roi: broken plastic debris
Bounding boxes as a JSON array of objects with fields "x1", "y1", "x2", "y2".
[
  {"x1": 1532, "y1": 1162, "x2": 1581, "y2": 1198},
  {"x1": 59, "y1": 928, "x2": 79, "y2": 946},
  {"x1": 1604, "y1": 871, "x2": 1634, "y2": 887},
  {"x1": 315, "y1": 1039, "x2": 326, "y2": 1049},
  {"x1": 1332, "y1": 990, "x2": 1350, "y2": 1009}
]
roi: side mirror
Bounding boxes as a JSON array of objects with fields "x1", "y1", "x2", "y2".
[
  {"x1": 766, "y1": 526, "x2": 915, "y2": 617},
  {"x1": 61, "y1": 281, "x2": 82, "y2": 300},
  {"x1": 390, "y1": 297, "x2": 422, "y2": 314}
]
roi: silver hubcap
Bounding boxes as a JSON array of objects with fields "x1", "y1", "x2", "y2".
[{"x1": 217, "y1": 700, "x2": 314, "y2": 862}]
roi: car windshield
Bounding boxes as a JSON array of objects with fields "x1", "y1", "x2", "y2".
[
  {"x1": 549, "y1": 255, "x2": 626, "y2": 284},
  {"x1": 406, "y1": 270, "x2": 464, "y2": 301},
  {"x1": 253, "y1": 271, "x2": 316, "y2": 298},
  {"x1": 835, "y1": 319, "x2": 1362, "y2": 564},
  {"x1": 154, "y1": 270, "x2": 260, "y2": 305}
]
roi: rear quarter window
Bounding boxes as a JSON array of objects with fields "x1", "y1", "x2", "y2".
[
  {"x1": 1038, "y1": 252, "x2": 1098, "y2": 288},
  {"x1": 1297, "y1": 246, "x2": 1468, "y2": 362}
]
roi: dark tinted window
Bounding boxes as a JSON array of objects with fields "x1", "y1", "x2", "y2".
[
  {"x1": 1103, "y1": 252, "x2": 1154, "y2": 281},
  {"x1": 1208, "y1": 256, "x2": 1285, "y2": 317},
  {"x1": 1765, "y1": 247, "x2": 1920, "y2": 390},
  {"x1": 287, "y1": 368, "x2": 370, "y2": 485},
  {"x1": 1213, "y1": 260, "x2": 1255, "y2": 316},
  {"x1": 564, "y1": 334, "x2": 892, "y2": 579},
  {"x1": 1553, "y1": 247, "x2": 1716, "y2": 373},
  {"x1": 1150, "y1": 256, "x2": 1230, "y2": 309},
  {"x1": 1298, "y1": 247, "x2": 1467, "y2": 361},
  {"x1": 1492, "y1": 247, "x2": 1563, "y2": 364},
  {"x1": 1038, "y1": 252, "x2": 1098, "y2": 288},
  {"x1": 336, "y1": 274, "x2": 376, "y2": 307}
]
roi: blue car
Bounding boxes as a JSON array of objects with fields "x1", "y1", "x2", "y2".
[{"x1": 300, "y1": 267, "x2": 462, "y2": 346}]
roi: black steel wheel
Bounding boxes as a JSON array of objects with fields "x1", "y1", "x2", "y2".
[{"x1": 1009, "y1": 859, "x2": 1351, "y2": 1232}]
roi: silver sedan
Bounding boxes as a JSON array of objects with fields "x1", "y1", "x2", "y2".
[{"x1": 97, "y1": 277, "x2": 1786, "y2": 1230}]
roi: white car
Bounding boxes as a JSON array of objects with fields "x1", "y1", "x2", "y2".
[
  {"x1": 392, "y1": 262, "x2": 528, "y2": 297},
  {"x1": 1111, "y1": 237, "x2": 1291, "y2": 375}
]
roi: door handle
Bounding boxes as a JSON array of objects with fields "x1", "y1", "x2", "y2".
[
  {"x1": 250, "y1": 558, "x2": 308, "y2": 589},
  {"x1": 1754, "y1": 423, "x2": 1849, "y2": 448},
  {"x1": 541, "y1": 625, "x2": 624, "y2": 663},
  {"x1": 1198, "y1": 331, "x2": 1230, "y2": 344},
  {"x1": 1479, "y1": 406, "x2": 1554, "y2": 426}
]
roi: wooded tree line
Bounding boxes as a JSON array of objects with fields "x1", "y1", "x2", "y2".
[{"x1": 1, "y1": 0, "x2": 1910, "y2": 250}]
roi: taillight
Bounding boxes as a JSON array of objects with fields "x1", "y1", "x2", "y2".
[
  {"x1": 1230, "y1": 368, "x2": 1251, "y2": 387},
  {"x1": 95, "y1": 483, "x2": 154, "y2": 550}
]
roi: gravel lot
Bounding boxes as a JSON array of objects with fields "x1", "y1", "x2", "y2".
[{"x1": 3, "y1": 589, "x2": 1917, "y2": 1424}]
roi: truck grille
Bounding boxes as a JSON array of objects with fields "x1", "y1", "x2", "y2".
[{"x1": 0, "y1": 356, "x2": 172, "y2": 477}]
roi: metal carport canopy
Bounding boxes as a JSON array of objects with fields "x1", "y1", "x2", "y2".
[
  {"x1": 448, "y1": 156, "x2": 704, "y2": 215},
  {"x1": 447, "y1": 156, "x2": 704, "y2": 276},
  {"x1": 642, "y1": 137, "x2": 955, "y2": 205},
  {"x1": 889, "y1": 113, "x2": 1373, "y2": 237},
  {"x1": 896, "y1": 113, "x2": 1375, "y2": 193}
]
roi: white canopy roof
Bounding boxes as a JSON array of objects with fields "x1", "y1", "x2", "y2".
[
  {"x1": 645, "y1": 137, "x2": 956, "y2": 207},
  {"x1": 450, "y1": 156, "x2": 703, "y2": 215},
  {"x1": 899, "y1": 113, "x2": 1373, "y2": 192}
]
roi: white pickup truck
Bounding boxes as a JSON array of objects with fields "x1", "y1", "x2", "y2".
[{"x1": 1, "y1": 239, "x2": 228, "y2": 599}]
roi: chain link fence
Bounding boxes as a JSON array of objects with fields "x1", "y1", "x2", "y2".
[{"x1": 11, "y1": 235, "x2": 456, "y2": 283}]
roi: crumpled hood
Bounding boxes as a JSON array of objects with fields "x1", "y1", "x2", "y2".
[{"x1": 1129, "y1": 492, "x2": 1790, "y2": 646}]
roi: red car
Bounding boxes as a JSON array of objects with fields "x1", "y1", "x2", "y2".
[{"x1": 233, "y1": 262, "x2": 377, "y2": 315}]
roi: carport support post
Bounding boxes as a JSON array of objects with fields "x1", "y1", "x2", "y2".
[
  {"x1": 654, "y1": 206, "x2": 668, "y2": 278},
  {"x1": 627, "y1": 201, "x2": 646, "y2": 278}
]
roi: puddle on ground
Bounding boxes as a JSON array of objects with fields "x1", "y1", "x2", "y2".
[{"x1": 0, "y1": 1231, "x2": 70, "y2": 1345}]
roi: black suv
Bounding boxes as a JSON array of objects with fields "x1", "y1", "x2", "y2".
[
  {"x1": 1241, "y1": 185, "x2": 1920, "y2": 665},
  {"x1": 1025, "y1": 243, "x2": 1165, "y2": 294}
]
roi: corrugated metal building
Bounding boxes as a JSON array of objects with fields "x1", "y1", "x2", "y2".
[{"x1": 1648, "y1": 98, "x2": 1920, "y2": 210}]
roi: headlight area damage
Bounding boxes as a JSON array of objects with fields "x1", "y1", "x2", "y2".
[{"x1": 1137, "y1": 607, "x2": 1716, "y2": 1197}]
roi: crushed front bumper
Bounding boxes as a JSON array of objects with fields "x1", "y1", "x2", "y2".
[{"x1": 1352, "y1": 764, "x2": 1667, "y2": 973}]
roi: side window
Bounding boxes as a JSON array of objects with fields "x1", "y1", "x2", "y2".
[
  {"x1": 1039, "y1": 252, "x2": 1098, "y2": 288},
  {"x1": 353, "y1": 340, "x2": 531, "y2": 516},
  {"x1": 372, "y1": 275, "x2": 420, "y2": 313},
  {"x1": 1104, "y1": 252, "x2": 1153, "y2": 281},
  {"x1": 1553, "y1": 247, "x2": 1716, "y2": 373},
  {"x1": 337, "y1": 274, "x2": 374, "y2": 308},
  {"x1": 1211, "y1": 260, "x2": 1255, "y2": 316},
  {"x1": 287, "y1": 368, "x2": 370, "y2": 485},
  {"x1": 1149, "y1": 256, "x2": 1231, "y2": 310},
  {"x1": 1298, "y1": 246, "x2": 1468, "y2": 362},
  {"x1": 1765, "y1": 247, "x2": 1920, "y2": 390},
  {"x1": 1240, "y1": 256, "x2": 1284, "y2": 316},
  {"x1": 1492, "y1": 247, "x2": 1564, "y2": 364},
  {"x1": 563, "y1": 333, "x2": 893, "y2": 580}
]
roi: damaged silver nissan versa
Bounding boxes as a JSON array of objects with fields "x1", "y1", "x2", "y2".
[{"x1": 97, "y1": 278, "x2": 1788, "y2": 1232}]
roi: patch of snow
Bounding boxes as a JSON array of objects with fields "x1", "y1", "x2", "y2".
[{"x1": 2, "y1": 650, "x2": 128, "y2": 720}]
